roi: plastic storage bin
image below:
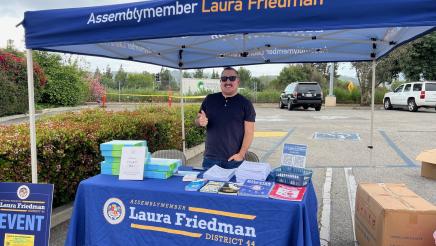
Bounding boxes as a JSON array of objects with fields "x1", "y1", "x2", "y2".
[{"x1": 270, "y1": 166, "x2": 312, "y2": 186}]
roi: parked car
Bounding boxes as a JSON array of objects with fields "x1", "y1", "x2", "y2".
[
  {"x1": 383, "y1": 81, "x2": 436, "y2": 112},
  {"x1": 279, "y1": 82, "x2": 323, "y2": 111}
]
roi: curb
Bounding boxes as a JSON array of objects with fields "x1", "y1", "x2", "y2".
[
  {"x1": 0, "y1": 105, "x2": 99, "y2": 124},
  {"x1": 51, "y1": 203, "x2": 73, "y2": 229},
  {"x1": 185, "y1": 143, "x2": 204, "y2": 160}
]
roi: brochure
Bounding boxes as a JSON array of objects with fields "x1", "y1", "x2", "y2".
[
  {"x1": 269, "y1": 183, "x2": 306, "y2": 201},
  {"x1": 185, "y1": 179, "x2": 207, "y2": 191},
  {"x1": 238, "y1": 179, "x2": 274, "y2": 198},
  {"x1": 199, "y1": 181, "x2": 225, "y2": 193}
]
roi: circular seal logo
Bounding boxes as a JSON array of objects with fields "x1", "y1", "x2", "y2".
[
  {"x1": 103, "y1": 198, "x2": 125, "y2": 225},
  {"x1": 17, "y1": 185, "x2": 30, "y2": 200}
]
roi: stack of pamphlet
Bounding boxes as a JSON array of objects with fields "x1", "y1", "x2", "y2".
[
  {"x1": 238, "y1": 179, "x2": 274, "y2": 198},
  {"x1": 203, "y1": 165, "x2": 236, "y2": 182},
  {"x1": 235, "y1": 161, "x2": 272, "y2": 183},
  {"x1": 100, "y1": 140, "x2": 149, "y2": 175},
  {"x1": 144, "y1": 158, "x2": 181, "y2": 179}
]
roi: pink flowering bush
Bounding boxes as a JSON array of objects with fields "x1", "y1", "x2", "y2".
[{"x1": 88, "y1": 75, "x2": 106, "y2": 102}]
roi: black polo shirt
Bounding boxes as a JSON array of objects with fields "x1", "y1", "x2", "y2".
[{"x1": 200, "y1": 93, "x2": 256, "y2": 160}]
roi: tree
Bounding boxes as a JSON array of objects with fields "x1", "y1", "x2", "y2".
[
  {"x1": 33, "y1": 51, "x2": 88, "y2": 106},
  {"x1": 250, "y1": 77, "x2": 264, "y2": 91},
  {"x1": 193, "y1": 69, "x2": 204, "y2": 78},
  {"x1": 115, "y1": 65, "x2": 127, "y2": 89},
  {"x1": 375, "y1": 54, "x2": 402, "y2": 86},
  {"x1": 159, "y1": 68, "x2": 174, "y2": 90},
  {"x1": 94, "y1": 67, "x2": 101, "y2": 79},
  {"x1": 312, "y1": 63, "x2": 339, "y2": 81},
  {"x1": 301, "y1": 64, "x2": 328, "y2": 87},
  {"x1": 183, "y1": 71, "x2": 192, "y2": 78},
  {"x1": 237, "y1": 67, "x2": 251, "y2": 88},
  {"x1": 399, "y1": 32, "x2": 436, "y2": 80},
  {"x1": 352, "y1": 62, "x2": 372, "y2": 106},
  {"x1": 211, "y1": 69, "x2": 220, "y2": 79},
  {"x1": 271, "y1": 64, "x2": 327, "y2": 90},
  {"x1": 371, "y1": 32, "x2": 436, "y2": 83},
  {"x1": 101, "y1": 65, "x2": 115, "y2": 88},
  {"x1": 125, "y1": 72, "x2": 154, "y2": 89}
]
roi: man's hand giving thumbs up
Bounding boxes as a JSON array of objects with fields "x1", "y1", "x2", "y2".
[{"x1": 196, "y1": 110, "x2": 208, "y2": 127}]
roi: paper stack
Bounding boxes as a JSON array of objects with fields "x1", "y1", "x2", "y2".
[
  {"x1": 99, "y1": 140, "x2": 149, "y2": 175},
  {"x1": 144, "y1": 158, "x2": 181, "y2": 179},
  {"x1": 235, "y1": 161, "x2": 272, "y2": 183},
  {"x1": 203, "y1": 165, "x2": 236, "y2": 182}
]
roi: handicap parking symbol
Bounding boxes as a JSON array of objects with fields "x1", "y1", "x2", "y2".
[{"x1": 313, "y1": 132, "x2": 360, "y2": 141}]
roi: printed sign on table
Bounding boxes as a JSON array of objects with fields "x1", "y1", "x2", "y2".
[
  {"x1": 0, "y1": 182, "x2": 54, "y2": 246},
  {"x1": 281, "y1": 143, "x2": 308, "y2": 168},
  {"x1": 119, "y1": 146, "x2": 146, "y2": 180}
]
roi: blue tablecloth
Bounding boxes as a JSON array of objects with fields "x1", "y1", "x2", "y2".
[{"x1": 65, "y1": 175, "x2": 320, "y2": 246}]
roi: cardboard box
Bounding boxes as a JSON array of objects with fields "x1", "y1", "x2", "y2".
[
  {"x1": 355, "y1": 183, "x2": 436, "y2": 246},
  {"x1": 416, "y1": 149, "x2": 436, "y2": 180}
]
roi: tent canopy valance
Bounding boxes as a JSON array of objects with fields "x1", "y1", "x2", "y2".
[{"x1": 23, "y1": 0, "x2": 436, "y2": 69}]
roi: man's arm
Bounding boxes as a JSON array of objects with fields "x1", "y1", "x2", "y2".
[{"x1": 228, "y1": 121, "x2": 255, "y2": 161}]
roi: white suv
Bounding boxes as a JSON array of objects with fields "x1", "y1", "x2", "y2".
[{"x1": 383, "y1": 81, "x2": 436, "y2": 112}]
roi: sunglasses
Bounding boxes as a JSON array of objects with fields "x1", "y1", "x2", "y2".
[{"x1": 220, "y1": 76, "x2": 238, "y2": 82}]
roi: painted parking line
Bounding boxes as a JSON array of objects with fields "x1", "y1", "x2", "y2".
[
  {"x1": 254, "y1": 131, "x2": 288, "y2": 138},
  {"x1": 379, "y1": 130, "x2": 416, "y2": 167},
  {"x1": 259, "y1": 128, "x2": 295, "y2": 162},
  {"x1": 344, "y1": 168, "x2": 358, "y2": 246},
  {"x1": 320, "y1": 168, "x2": 332, "y2": 246}
]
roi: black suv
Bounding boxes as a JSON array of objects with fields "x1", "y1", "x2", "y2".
[{"x1": 279, "y1": 82, "x2": 323, "y2": 111}]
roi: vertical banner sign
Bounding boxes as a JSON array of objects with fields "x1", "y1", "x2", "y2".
[
  {"x1": 281, "y1": 143, "x2": 308, "y2": 168},
  {"x1": 0, "y1": 182, "x2": 54, "y2": 246}
]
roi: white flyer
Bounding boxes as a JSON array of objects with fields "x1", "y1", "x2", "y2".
[
  {"x1": 119, "y1": 146, "x2": 146, "y2": 180},
  {"x1": 281, "y1": 143, "x2": 308, "y2": 168}
]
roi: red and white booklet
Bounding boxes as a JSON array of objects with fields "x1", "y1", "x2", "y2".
[{"x1": 269, "y1": 183, "x2": 306, "y2": 201}]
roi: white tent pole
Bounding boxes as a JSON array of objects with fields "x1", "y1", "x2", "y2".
[
  {"x1": 370, "y1": 59, "x2": 376, "y2": 148},
  {"x1": 26, "y1": 49, "x2": 38, "y2": 184},
  {"x1": 179, "y1": 69, "x2": 186, "y2": 155}
]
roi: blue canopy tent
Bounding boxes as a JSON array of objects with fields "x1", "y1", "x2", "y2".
[{"x1": 22, "y1": 0, "x2": 436, "y2": 183}]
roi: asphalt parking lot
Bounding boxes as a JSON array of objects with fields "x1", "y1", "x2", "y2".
[
  {"x1": 250, "y1": 105, "x2": 436, "y2": 245},
  {"x1": 44, "y1": 104, "x2": 436, "y2": 245}
]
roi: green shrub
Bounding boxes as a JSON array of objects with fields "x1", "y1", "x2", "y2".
[
  {"x1": 375, "y1": 87, "x2": 388, "y2": 104},
  {"x1": 0, "y1": 51, "x2": 46, "y2": 117},
  {"x1": 333, "y1": 87, "x2": 358, "y2": 103},
  {"x1": 41, "y1": 65, "x2": 88, "y2": 106},
  {"x1": 181, "y1": 105, "x2": 206, "y2": 147},
  {"x1": 0, "y1": 106, "x2": 204, "y2": 207},
  {"x1": 239, "y1": 89, "x2": 281, "y2": 103}
]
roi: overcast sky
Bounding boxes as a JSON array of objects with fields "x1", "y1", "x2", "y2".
[{"x1": 0, "y1": 0, "x2": 356, "y2": 77}]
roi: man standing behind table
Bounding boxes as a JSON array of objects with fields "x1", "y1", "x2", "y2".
[{"x1": 195, "y1": 67, "x2": 256, "y2": 169}]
